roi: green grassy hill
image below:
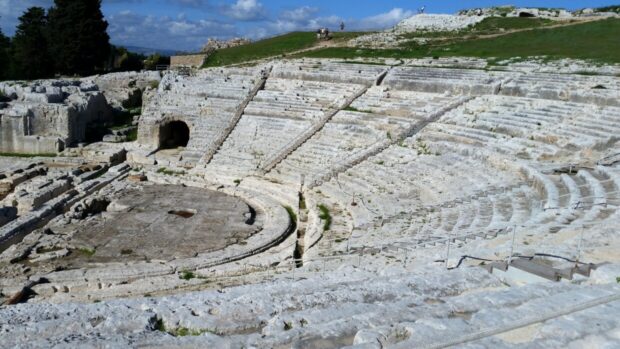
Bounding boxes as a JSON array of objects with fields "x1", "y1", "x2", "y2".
[
  {"x1": 301, "y1": 18, "x2": 620, "y2": 64},
  {"x1": 201, "y1": 17, "x2": 620, "y2": 67},
  {"x1": 203, "y1": 32, "x2": 317, "y2": 67},
  {"x1": 203, "y1": 31, "x2": 369, "y2": 67},
  {"x1": 441, "y1": 17, "x2": 620, "y2": 63}
]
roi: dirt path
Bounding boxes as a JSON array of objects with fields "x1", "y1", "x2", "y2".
[{"x1": 440, "y1": 17, "x2": 608, "y2": 41}]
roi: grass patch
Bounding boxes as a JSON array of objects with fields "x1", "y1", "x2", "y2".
[
  {"x1": 299, "y1": 193, "x2": 307, "y2": 210},
  {"x1": 0, "y1": 152, "x2": 56, "y2": 158},
  {"x1": 317, "y1": 204, "x2": 332, "y2": 231},
  {"x1": 204, "y1": 32, "x2": 317, "y2": 67},
  {"x1": 344, "y1": 106, "x2": 372, "y2": 113},
  {"x1": 299, "y1": 47, "x2": 425, "y2": 60},
  {"x1": 179, "y1": 270, "x2": 196, "y2": 280},
  {"x1": 171, "y1": 327, "x2": 212, "y2": 337},
  {"x1": 284, "y1": 206, "x2": 298, "y2": 231},
  {"x1": 148, "y1": 80, "x2": 160, "y2": 89},
  {"x1": 398, "y1": 17, "x2": 553, "y2": 41},
  {"x1": 469, "y1": 17, "x2": 553, "y2": 34},
  {"x1": 156, "y1": 167, "x2": 186, "y2": 176},
  {"x1": 125, "y1": 128, "x2": 138, "y2": 142},
  {"x1": 439, "y1": 18, "x2": 620, "y2": 64},
  {"x1": 77, "y1": 248, "x2": 96, "y2": 257}
]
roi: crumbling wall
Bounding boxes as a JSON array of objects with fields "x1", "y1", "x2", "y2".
[
  {"x1": 0, "y1": 80, "x2": 113, "y2": 154},
  {"x1": 170, "y1": 54, "x2": 208, "y2": 68}
]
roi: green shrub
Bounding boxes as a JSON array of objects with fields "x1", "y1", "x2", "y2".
[
  {"x1": 318, "y1": 204, "x2": 332, "y2": 231},
  {"x1": 179, "y1": 270, "x2": 196, "y2": 280},
  {"x1": 78, "y1": 248, "x2": 96, "y2": 257},
  {"x1": 284, "y1": 206, "x2": 298, "y2": 231}
]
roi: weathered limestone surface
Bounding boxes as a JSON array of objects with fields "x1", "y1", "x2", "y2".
[
  {"x1": 1, "y1": 267, "x2": 619, "y2": 348},
  {"x1": 87, "y1": 71, "x2": 161, "y2": 109},
  {"x1": 0, "y1": 80, "x2": 112, "y2": 154},
  {"x1": 137, "y1": 67, "x2": 265, "y2": 164},
  {"x1": 395, "y1": 14, "x2": 487, "y2": 32},
  {"x1": 170, "y1": 53, "x2": 208, "y2": 68},
  {"x1": 0, "y1": 57, "x2": 620, "y2": 348}
]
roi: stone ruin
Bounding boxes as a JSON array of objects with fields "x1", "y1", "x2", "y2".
[
  {"x1": 0, "y1": 72, "x2": 161, "y2": 154},
  {"x1": 0, "y1": 57, "x2": 619, "y2": 348},
  {"x1": 201, "y1": 37, "x2": 251, "y2": 53},
  {"x1": 0, "y1": 80, "x2": 110, "y2": 153}
]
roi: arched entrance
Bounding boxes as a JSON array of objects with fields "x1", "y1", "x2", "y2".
[
  {"x1": 159, "y1": 120, "x2": 190, "y2": 149},
  {"x1": 518, "y1": 12, "x2": 536, "y2": 17}
]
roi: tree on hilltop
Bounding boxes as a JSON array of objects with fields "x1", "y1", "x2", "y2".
[
  {"x1": 11, "y1": 7, "x2": 54, "y2": 80},
  {"x1": 48, "y1": 0, "x2": 110, "y2": 76},
  {"x1": 0, "y1": 27, "x2": 11, "y2": 80}
]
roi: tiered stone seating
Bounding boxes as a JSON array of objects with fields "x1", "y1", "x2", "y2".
[
  {"x1": 138, "y1": 67, "x2": 263, "y2": 162},
  {"x1": 271, "y1": 59, "x2": 386, "y2": 85},
  {"x1": 501, "y1": 72, "x2": 620, "y2": 107},
  {"x1": 383, "y1": 66, "x2": 506, "y2": 95},
  {"x1": 310, "y1": 129, "x2": 620, "y2": 253},
  {"x1": 315, "y1": 137, "x2": 518, "y2": 233},
  {"x1": 423, "y1": 95, "x2": 620, "y2": 161},
  {"x1": 205, "y1": 79, "x2": 366, "y2": 178},
  {"x1": 267, "y1": 88, "x2": 461, "y2": 186},
  {"x1": 2, "y1": 265, "x2": 618, "y2": 348}
]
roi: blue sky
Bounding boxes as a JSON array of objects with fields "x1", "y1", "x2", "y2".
[{"x1": 0, "y1": 1, "x2": 617, "y2": 51}]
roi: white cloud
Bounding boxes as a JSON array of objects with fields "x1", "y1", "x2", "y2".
[
  {"x1": 245, "y1": 7, "x2": 413, "y2": 40},
  {"x1": 107, "y1": 10, "x2": 236, "y2": 51},
  {"x1": 0, "y1": 1, "x2": 416, "y2": 52},
  {"x1": 225, "y1": 0, "x2": 266, "y2": 21},
  {"x1": 0, "y1": 0, "x2": 53, "y2": 35},
  {"x1": 280, "y1": 6, "x2": 318, "y2": 22},
  {"x1": 356, "y1": 8, "x2": 414, "y2": 29}
]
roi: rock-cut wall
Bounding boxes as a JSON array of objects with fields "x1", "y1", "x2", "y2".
[
  {"x1": 170, "y1": 54, "x2": 208, "y2": 68},
  {"x1": 0, "y1": 80, "x2": 112, "y2": 154}
]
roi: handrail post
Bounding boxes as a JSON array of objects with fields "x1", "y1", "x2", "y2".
[
  {"x1": 358, "y1": 248, "x2": 362, "y2": 267},
  {"x1": 576, "y1": 225, "x2": 585, "y2": 267},
  {"x1": 445, "y1": 231, "x2": 451, "y2": 270},
  {"x1": 508, "y1": 225, "x2": 517, "y2": 266}
]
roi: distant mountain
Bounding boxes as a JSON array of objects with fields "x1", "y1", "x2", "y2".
[{"x1": 119, "y1": 45, "x2": 180, "y2": 57}]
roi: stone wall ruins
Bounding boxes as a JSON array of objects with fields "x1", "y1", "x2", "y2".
[
  {"x1": 170, "y1": 53, "x2": 208, "y2": 68},
  {"x1": 0, "y1": 81, "x2": 111, "y2": 153}
]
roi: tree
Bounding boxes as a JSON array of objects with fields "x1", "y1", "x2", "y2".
[
  {"x1": 11, "y1": 7, "x2": 54, "y2": 80},
  {"x1": 112, "y1": 46, "x2": 145, "y2": 72},
  {"x1": 48, "y1": 0, "x2": 110, "y2": 76},
  {"x1": 0, "y1": 27, "x2": 11, "y2": 80},
  {"x1": 144, "y1": 53, "x2": 170, "y2": 71}
]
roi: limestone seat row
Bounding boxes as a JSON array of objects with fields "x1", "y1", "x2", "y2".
[{"x1": 206, "y1": 78, "x2": 367, "y2": 176}]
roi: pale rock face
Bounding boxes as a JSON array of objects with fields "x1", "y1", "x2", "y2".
[
  {"x1": 395, "y1": 14, "x2": 486, "y2": 32},
  {"x1": 0, "y1": 80, "x2": 113, "y2": 154}
]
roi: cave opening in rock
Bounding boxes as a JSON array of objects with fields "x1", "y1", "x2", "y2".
[{"x1": 159, "y1": 120, "x2": 190, "y2": 149}]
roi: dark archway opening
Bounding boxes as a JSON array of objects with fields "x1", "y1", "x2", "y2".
[
  {"x1": 518, "y1": 12, "x2": 536, "y2": 17},
  {"x1": 160, "y1": 121, "x2": 190, "y2": 149}
]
